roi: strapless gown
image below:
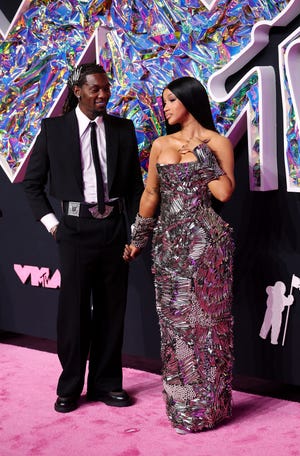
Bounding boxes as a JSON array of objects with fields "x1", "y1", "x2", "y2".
[{"x1": 152, "y1": 144, "x2": 234, "y2": 433}]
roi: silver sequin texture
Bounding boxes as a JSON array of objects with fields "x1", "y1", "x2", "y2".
[{"x1": 152, "y1": 145, "x2": 234, "y2": 433}]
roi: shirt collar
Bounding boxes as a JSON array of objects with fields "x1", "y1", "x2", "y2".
[{"x1": 75, "y1": 106, "x2": 103, "y2": 137}]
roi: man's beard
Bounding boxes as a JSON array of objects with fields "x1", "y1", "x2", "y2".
[{"x1": 94, "y1": 108, "x2": 105, "y2": 117}]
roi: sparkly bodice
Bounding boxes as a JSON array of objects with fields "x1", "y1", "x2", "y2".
[
  {"x1": 153, "y1": 160, "x2": 231, "y2": 279},
  {"x1": 157, "y1": 161, "x2": 216, "y2": 220},
  {"x1": 155, "y1": 141, "x2": 228, "y2": 235}
]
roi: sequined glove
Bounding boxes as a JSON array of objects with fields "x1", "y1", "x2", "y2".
[
  {"x1": 193, "y1": 144, "x2": 225, "y2": 180},
  {"x1": 131, "y1": 213, "x2": 156, "y2": 249}
]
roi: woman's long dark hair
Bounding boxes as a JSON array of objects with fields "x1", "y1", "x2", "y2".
[
  {"x1": 163, "y1": 76, "x2": 217, "y2": 134},
  {"x1": 62, "y1": 63, "x2": 106, "y2": 114}
]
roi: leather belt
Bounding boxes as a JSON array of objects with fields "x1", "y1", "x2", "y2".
[{"x1": 62, "y1": 200, "x2": 123, "y2": 219}]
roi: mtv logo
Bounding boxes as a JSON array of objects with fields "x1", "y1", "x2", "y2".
[{"x1": 14, "y1": 264, "x2": 61, "y2": 289}]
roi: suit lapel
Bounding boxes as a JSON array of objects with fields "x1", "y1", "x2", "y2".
[
  {"x1": 104, "y1": 114, "x2": 118, "y2": 194},
  {"x1": 64, "y1": 111, "x2": 83, "y2": 193}
]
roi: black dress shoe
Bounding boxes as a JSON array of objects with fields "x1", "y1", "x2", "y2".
[
  {"x1": 87, "y1": 389, "x2": 132, "y2": 407},
  {"x1": 54, "y1": 396, "x2": 79, "y2": 413}
]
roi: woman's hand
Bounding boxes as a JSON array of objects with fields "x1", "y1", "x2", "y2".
[{"x1": 123, "y1": 244, "x2": 141, "y2": 262}]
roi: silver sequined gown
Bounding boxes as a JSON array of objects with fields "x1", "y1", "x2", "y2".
[{"x1": 152, "y1": 143, "x2": 234, "y2": 433}]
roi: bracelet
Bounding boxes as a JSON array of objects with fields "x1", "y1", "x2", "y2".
[{"x1": 131, "y1": 213, "x2": 156, "y2": 249}]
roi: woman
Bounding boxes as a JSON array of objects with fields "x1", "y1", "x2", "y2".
[{"x1": 124, "y1": 76, "x2": 235, "y2": 433}]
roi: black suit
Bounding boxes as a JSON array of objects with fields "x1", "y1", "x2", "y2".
[{"x1": 23, "y1": 110, "x2": 144, "y2": 397}]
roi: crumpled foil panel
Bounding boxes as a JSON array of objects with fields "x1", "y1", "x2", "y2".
[{"x1": 0, "y1": 0, "x2": 293, "y2": 182}]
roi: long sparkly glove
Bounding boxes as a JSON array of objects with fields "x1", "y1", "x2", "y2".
[
  {"x1": 131, "y1": 213, "x2": 156, "y2": 249},
  {"x1": 193, "y1": 143, "x2": 225, "y2": 182}
]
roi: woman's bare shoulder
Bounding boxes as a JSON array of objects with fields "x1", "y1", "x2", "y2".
[
  {"x1": 153, "y1": 134, "x2": 175, "y2": 146},
  {"x1": 207, "y1": 132, "x2": 233, "y2": 156},
  {"x1": 209, "y1": 131, "x2": 232, "y2": 147},
  {"x1": 151, "y1": 134, "x2": 177, "y2": 152}
]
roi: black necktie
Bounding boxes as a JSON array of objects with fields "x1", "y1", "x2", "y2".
[{"x1": 89, "y1": 121, "x2": 105, "y2": 214}]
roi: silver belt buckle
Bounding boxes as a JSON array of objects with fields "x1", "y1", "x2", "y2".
[
  {"x1": 67, "y1": 201, "x2": 80, "y2": 217},
  {"x1": 88, "y1": 204, "x2": 114, "y2": 219}
]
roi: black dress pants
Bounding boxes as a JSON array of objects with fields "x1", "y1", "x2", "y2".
[{"x1": 55, "y1": 211, "x2": 128, "y2": 397}]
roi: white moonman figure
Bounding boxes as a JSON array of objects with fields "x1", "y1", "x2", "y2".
[{"x1": 259, "y1": 281, "x2": 294, "y2": 345}]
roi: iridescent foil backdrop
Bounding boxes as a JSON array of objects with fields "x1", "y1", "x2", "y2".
[
  {"x1": 0, "y1": 0, "x2": 294, "y2": 181},
  {"x1": 279, "y1": 29, "x2": 300, "y2": 190}
]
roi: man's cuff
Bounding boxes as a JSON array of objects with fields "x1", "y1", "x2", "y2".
[{"x1": 40, "y1": 213, "x2": 59, "y2": 232}]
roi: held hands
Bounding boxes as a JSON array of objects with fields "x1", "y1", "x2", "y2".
[
  {"x1": 123, "y1": 244, "x2": 141, "y2": 262},
  {"x1": 124, "y1": 213, "x2": 156, "y2": 262}
]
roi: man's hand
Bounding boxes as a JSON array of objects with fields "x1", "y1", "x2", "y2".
[{"x1": 50, "y1": 224, "x2": 59, "y2": 240}]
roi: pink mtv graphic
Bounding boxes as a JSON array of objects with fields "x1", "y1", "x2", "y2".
[{"x1": 14, "y1": 264, "x2": 61, "y2": 289}]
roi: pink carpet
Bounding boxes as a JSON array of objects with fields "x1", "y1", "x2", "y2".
[{"x1": 1, "y1": 343, "x2": 300, "y2": 456}]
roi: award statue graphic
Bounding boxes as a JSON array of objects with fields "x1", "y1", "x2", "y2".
[{"x1": 259, "y1": 274, "x2": 300, "y2": 346}]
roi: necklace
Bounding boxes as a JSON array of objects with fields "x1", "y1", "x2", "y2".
[
  {"x1": 177, "y1": 137, "x2": 194, "y2": 155},
  {"x1": 177, "y1": 133, "x2": 206, "y2": 154}
]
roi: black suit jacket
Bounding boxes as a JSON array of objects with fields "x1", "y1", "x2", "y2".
[{"x1": 23, "y1": 110, "x2": 144, "y2": 224}]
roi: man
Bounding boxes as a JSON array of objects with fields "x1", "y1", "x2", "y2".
[{"x1": 23, "y1": 63, "x2": 144, "y2": 413}]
